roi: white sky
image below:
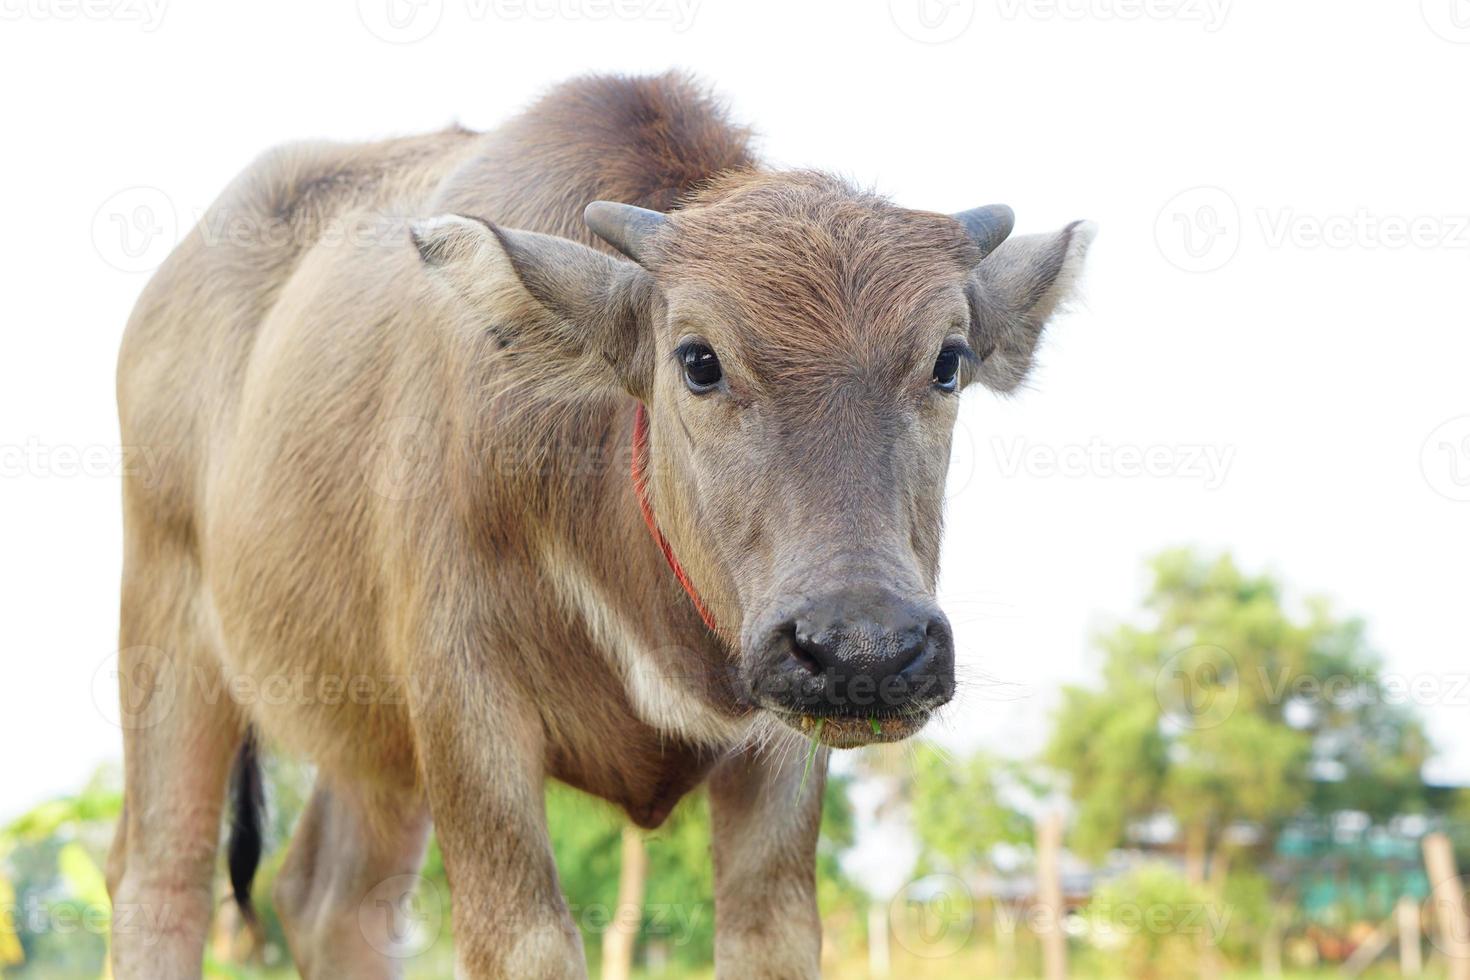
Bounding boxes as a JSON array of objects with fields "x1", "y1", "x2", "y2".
[{"x1": 2, "y1": 0, "x2": 1468, "y2": 821}]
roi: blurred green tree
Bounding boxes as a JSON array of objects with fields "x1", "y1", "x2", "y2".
[
  {"x1": 1085, "y1": 861, "x2": 1214, "y2": 980},
  {"x1": 1047, "y1": 549, "x2": 1431, "y2": 889},
  {"x1": 909, "y1": 746, "x2": 1034, "y2": 878},
  {"x1": 0, "y1": 766, "x2": 121, "y2": 979}
]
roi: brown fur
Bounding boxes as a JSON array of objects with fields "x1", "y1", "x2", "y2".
[{"x1": 108, "y1": 71, "x2": 1093, "y2": 978}]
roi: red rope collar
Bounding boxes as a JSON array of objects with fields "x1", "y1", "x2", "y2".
[{"x1": 631, "y1": 403, "x2": 719, "y2": 633}]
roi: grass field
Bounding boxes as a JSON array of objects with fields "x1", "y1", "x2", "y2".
[{"x1": 200, "y1": 944, "x2": 1447, "y2": 979}]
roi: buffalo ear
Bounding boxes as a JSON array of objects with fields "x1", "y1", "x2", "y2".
[
  {"x1": 411, "y1": 214, "x2": 657, "y2": 397},
  {"x1": 966, "y1": 220, "x2": 1096, "y2": 393}
]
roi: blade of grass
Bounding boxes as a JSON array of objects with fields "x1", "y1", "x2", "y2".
[{"x1": 798, "y1": 718, "x2": 825, "y2": 798}]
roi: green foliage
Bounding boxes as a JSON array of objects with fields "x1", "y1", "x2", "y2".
[
  {"x1": 1085, "y1": 861, "x2": 1214, "y2": 980},
  {"x1": 909, "y1": 746, "x2": 1032, "y2": 877},
  {"x1": 3, "y1": 772, "x2": 121, "y2": 846},
  {"x1": 0, "y1": 767, "x2": 121, "y2": 978},
  {"x1": 1216, "y1": 868, "x2": 1275, "y2": 965},
  {"x1": 813, "y1": 770, "x2": 867, "y2": 949},
  {"x1": 1047, "y1": 549, "x2": 1431, "y2": 866},
  {"x1": 1049, "y1": 671, "x2": 1169, "y2": 860},
  {"x1": 543, "y1": 781, "x2": 625, "y2": 910},
  {"x1": 543, "y1": 771, "x2": 861, "y2": 970}
]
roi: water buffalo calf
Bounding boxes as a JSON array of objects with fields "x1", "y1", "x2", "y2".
[{"x1": 108, "y1": 71, "x2": 1094, "y2": 978}]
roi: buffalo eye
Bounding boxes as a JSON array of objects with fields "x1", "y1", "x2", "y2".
[
  {"x1": 932, "y1": 345, "x2": 965, "y2": 392},
  {"x1": 678, "y1": 342, "x2": 723, "y2": 392}
]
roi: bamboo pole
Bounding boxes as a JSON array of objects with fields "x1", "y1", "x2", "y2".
[
  {"x1": 996, "y1": 899, "x2": 1017, "y2": 978},
  {"x1": 867, "y1": 901, "x2": 891, "y2": 978},
  {"x1": 601, "y1": 825, "x2": 648, "y2": 980},
  {"x1": 1036, "y1": 810, "x2": 1067, "y2": 980},
  {"x1": 1399, "y1": 894, "x2": 1423, "y2": 978},
  {"x1": 1423, "y1": 832, "x2": 1470, "y2": 980},
  {"x1": 1260, "y1": 899, "x2": 1290, "y2": 977}
]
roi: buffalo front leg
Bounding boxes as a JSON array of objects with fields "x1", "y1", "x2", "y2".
[
  {"x1": 274, "y1": 780, "x2": 432, "y2": 978},
  {"x1": 708, "y1": 740, "x2": 826, "y2": 979},
  {"x1": 107, "y1": 565, "x2": 246, "y2": 980},
  {"x1": 411, "y1": 656, "x2": 586, "y2": 979}
]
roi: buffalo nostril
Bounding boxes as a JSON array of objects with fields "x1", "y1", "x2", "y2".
[
  {"x1": 786, "y1": 622, "x2": 825, "y2": 675},
  {"x1": 886, "y1": 625, "x2": 928, "y2": 677},
  {"x1": 786, "y1": 614, "x2": 935, "y2": 681},
  {"x1": 875, "y1": 613, "x2": 949, "y2": 681}
]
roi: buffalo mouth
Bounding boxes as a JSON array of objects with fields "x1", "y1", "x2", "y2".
[
  {"x1": 739, "y1": 664, "x2": 955, "y2": 748},
  {"x1": 774, "y1": 707, "x2": 936, "y2": 749}
]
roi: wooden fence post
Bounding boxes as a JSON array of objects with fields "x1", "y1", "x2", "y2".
[
  {"x1": 868, "y1": 901, "x2": 891, "y2": 978},
  {"x1": 1423, "y1": 832, "x2": 1470, "y2": 980},
  {"x1": 1399, "y1": 893, "x2": 1424, "y2": 978},
  {"x1": 1036, "y1": 810, "x2": 1067, "y2": 980},
  {"x1": 601, "y1": 825, "x2": 648, "y2": 980}
]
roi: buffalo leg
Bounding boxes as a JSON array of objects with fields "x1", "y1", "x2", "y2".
[
  {"x1": 708, "y1": 740, "x2": 826, "y2": 979},
  {"x1": 411, "y1": 650, "x2": 586, "y2": 979},
  {"x1": 107, "y1": 548, "x2": 245, "y2": 980},
  {"x1": 274, "y1": 779, "x2": 432, "y2": 978}
]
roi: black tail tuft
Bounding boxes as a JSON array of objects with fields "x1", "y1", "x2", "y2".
[{"x1": 226, "y1": 729, "x2": 265, "y2": 925}]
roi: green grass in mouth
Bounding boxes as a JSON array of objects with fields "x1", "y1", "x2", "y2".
[
  {"x1": 798, "y1": 717, "x2": 825, "y2": 798},
  {"x1": 798, "y1": 717, "x2": 880, "y2": 797}
]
